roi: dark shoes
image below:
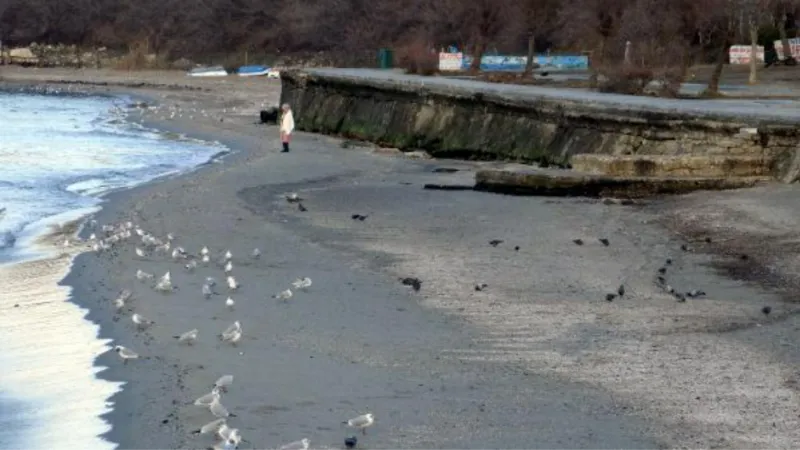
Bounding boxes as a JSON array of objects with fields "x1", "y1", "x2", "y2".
[{"x1": 281, "y1": 143, "x2": 290, "y2": 153}]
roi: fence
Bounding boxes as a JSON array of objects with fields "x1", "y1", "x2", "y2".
[{"x1": 438, "y1": 53, "x2": 589, "y2": 72}]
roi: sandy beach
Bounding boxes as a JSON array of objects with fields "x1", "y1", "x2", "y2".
[{"x1": 3, "y1": 67, "x2": 800, "y2": 449}]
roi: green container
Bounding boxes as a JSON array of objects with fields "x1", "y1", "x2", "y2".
[{"x1": 378, "y1": 48, "x2": 393, "y2": 69}]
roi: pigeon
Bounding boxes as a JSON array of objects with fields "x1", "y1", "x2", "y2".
[
  {"x1": 762, "y1": 306, "x2": 772, "y2": 315},
  {"x1": 665, "y1": 258, "x2": 673, "y2": 265},
  {"x1": 225, "y1": 297, "x2": 235, "y2": 310},
  {"x1": 573, "y1": 239, "x2": 584, "y2": 246},
  {"x1": 400, "y1": 277, "x2": 422, "y2": 292},
  {"x1": 298, "y1": 203, "x2": 308, "y2": 212},
  {"x1": 174, "y1": 328, "x2": 198, "y2": 345},
  {"x1": 203, "y1": 284, "x2": 215, "y2": 299},
  {"x1": 351, "y1": 214, "x2": 368, "y2": 221},
  {"x1": 251, "y1": 248, "x2": 261, "y2": 259},
  {"x1": 224, "y1": 261, "x2": 233, "y2": 274},
  {"x1": 132, "y1": 313, "x2": 155, "y2": 330},
  {"x1": 343, "y1": 413, "x2": 374, "y2": 435},
  {"x1": 605, "y1": 293, "x2": 616, "y2": 302},
  {"x1": 214, "y1": 374, "x2": 234, "y2": 392},
  {"x1": 474, "y1": 283, "x2": 488, "y2": 291},
  {"x1": 185, "y1": 260, "x2": 198, "y2": 272},
  {"x1": 657, "y1": 267, "x2": 667, "y2": 275},
  {"x1": 489, "y1": 239, "x2": 503, "y2": 247},
  {"x1": 617, "y1": 284, "x2": 625, "y2": 296},
  {"x1": 599, "y1": 238, "x2": 610, "y2": 246},
  {"x1": 279, "y1": 438, "x2": 310, "y2": 450},
  {"x1": 113, "y1": 345, "x2": 138, "y2": 364},
  {"x1": 286, "y1": 193, "x2": 302, "y2": 203},
  {"x1": 344, "y1": 436, "x2": 358, "y2": 449}
]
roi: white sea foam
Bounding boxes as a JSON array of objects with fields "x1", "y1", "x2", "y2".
[{"x1": 0, "y1": 92, "x2": 228, "y2": 449}]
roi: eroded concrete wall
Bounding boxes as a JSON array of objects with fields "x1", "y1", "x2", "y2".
[{"x1": 280, "y1": 69, "x2": 800, "y2": 180}]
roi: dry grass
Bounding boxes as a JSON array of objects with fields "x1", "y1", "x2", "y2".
[{"x1": 396, "y1": 40, "x2": 439, "y2": 76}]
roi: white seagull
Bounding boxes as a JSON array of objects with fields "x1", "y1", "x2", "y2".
[
  {"x1": 226, "y1": 276, "x2": 238, "y2": 291},
  {"x1": 154, "y1": 271, "x2": 173, "y2": 292},
  {"x1": 136, "y1": 269, "x2": 154, "y2": 281},
  {"x1": 193, "y1": 387, "x2": 221, "y2": 406},
  {"x1": 225, "y1": 297, "x2": 235, "y2": 310},
  {"x1": 291, "y1": 277, "x2": 312, "y2": 290},
  {"x1": 279, "y1": 438, "x2": 310, "y2": 450},
  {"x1": 224, "y1": 260, "x2": 233, "y2": 273},
  {"x1": 214, "y1": 374, "x2": 234, "y2": 392},
  {"x1": 113, "y1": 345, "x2": 139, "y2": 364},
  {"x1": 273, "y1": 289, "x2": 292, "y2": 300},
  {"x1": 132, "y1": 313, "x2": 155, "y2": 330},
  {"x1": 174, "y1": 328, "x2": 198, "y2": 345},
  {"x1": 344, "y1": 413, "x2": 375, "y2": 435},
  {"x1": 251, "y1": 248, "x2": 261, "y2": 259}
]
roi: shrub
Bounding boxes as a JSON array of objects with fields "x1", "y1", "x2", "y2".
[
  {"x1": 596, "y1": 65, "x2": 655, "y2": 95},
  {"x1": 396, "y1": 40, "x2": 439, "y2": 76}
]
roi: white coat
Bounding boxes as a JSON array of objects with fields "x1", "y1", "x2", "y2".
[{"x1": 280, "y1": 110, "x2": 295, "y2": 134}]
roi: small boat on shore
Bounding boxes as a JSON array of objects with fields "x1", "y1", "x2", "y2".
[
  {"x1": 187, "y1": 66, "x2": 229, "y2": 77},
  {"x1": 237, "y1": 65, "x2": 270, "y2": 77}
]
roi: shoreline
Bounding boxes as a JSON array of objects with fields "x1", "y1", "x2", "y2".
[{"x1": 4, "y1": 70, "x2": 800, "y2": 449}]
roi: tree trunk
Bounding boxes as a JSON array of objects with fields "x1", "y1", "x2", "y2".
[
  {"x1": 589, "y1": 38, "x2": 607, "y2": 87},
  {"x1": 749, "y1": 18, "x2": 758, "y2": 84},
  {"x1": 779, "y1": 11, "x2": 795, "y2": 63},
  {"x1": 469, "y1": 38, "x2": 485, "y2": 73},
  {"x1": 623, "y1": 41, "x2": 632, "y2": 65},
  {"x1": 524, "y1": 34, "x2": 535, "y2": 75},
  {"x1": 706, "y1": 38, "x2": 730, "y2": 96}
]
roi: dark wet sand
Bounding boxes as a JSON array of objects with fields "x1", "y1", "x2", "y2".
[{"x1": 4, "y1": 69, "x2": 799, "y2": 449}]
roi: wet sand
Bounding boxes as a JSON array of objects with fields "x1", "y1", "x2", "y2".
[{"x1": 3, "y1": 68, "x2": 800, "y2": 449}]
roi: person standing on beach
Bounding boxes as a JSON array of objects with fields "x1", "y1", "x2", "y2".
[{"x1": 280, "y1": 103, "x2": 294, "y2": 153}]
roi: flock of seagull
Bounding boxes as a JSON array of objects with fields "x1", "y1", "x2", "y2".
[{"x1": 69, "y1": 213, "x2": 374, "y2": 450}]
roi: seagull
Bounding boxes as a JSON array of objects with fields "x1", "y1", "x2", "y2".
[
  {"x1": 214, "y1": 374, "x2": 234, "y2": 392},
  {"x1": 202, "y1": 254, "x2": 211, "y2": 264},
  {"x1": 217, "y1": 423, "x2": 240, "y2": 442},
  {"x1": 118, "y1": 289, "x2": 133, "y2": 301},
  {"x1": 220, "y1": 321, "x2": 242, "y2": 345},
  {"x1": 113, "y1": 296, "x2": 126, "y2": 310},
  {"x1": 132, "y1": 313, "x2": 155, "y2": 329},
  {"x1": 154, "y1": 271, "x2": 173, "y2": 292},
  {"x1": 344, "y1": 413, "x2": 374, "y2": 435},
  {"x1": 113, "y1": 345, "x2": 139, "y2": 364},
  {"x1": 191, "y1": 418, "x2": 226, "y2": 435},
  {"x1": 193, "y1": 387, "x2": 221, "y2": 406},
  {"x1": 291, "y1": 277, "x2": 312, "y2": 290},
  {"x1": 286, "y1": 193, "x2": 302, "y2": 203},
  {"x1": 185, "y1": 260, "x2": 198, "y2": 272},
  {"x1": 207, "y1": 277, "x2": 217, "y2": 286},
  {"x1": 273, "y1": 289, "x2": 292, "y2": 300},
  {"x1": 167, "y1": 232, "x2": 175, "y2": 241},
  {"x1": 174, "y1": 328, "x2": 198, "y2": 345},
  {"x1": 224, "y1": 250, "x2": 232, "y2": 261},
  {"x1": 209, "y1": 396, "x2": 236, "y2": 418},
  {"x1": 136, "y1": 269, "x2": 154, "y2": 281},
  {"x1": 225, "y1": 297, "x2": 235, "y2": 310},
  {"x1": 226, "y1": 276, "x2": 238, "y2": 291},
  {"x1": 279, "y1": 438, "x2": 310, "y2": 450},
  {"x1": 224, "y1": 261, "x2": 233, "y2": 273},
  {"x1": 203, "y1": 284, "x2": 215, "y2": 299},
  {"x1": 201, "y1": 246, "x2": 210, "y2": 256},
  {"x1": 251, "y1": 248, "x2": 261, "y2": 259}
]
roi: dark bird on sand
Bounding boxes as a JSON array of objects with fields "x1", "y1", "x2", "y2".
[
  {"x1": 573, "y1": 239, "x2": 584, "y2": 246},
  {"x1": 704, "y1": 237, "x2": 712, "y2": 243},
  {"x1": 599, "y1": 238, "x2": 610, "y2": 246},
  {"x1": 686, "y1": 289, "x2": 706, "y2": 298},
  {"x1": 514, "y1": 245, "x2": 520, "y2": 251},
  {"x1": 345, "y1": 436, "x2": 358, "y2": 449},
  {"x1": 432, "y1": 167, "x2": 459, "y2": 173},
  {"x1": 259, "y1": 107, "x2": 279, "y2": 124},
  {"x1": 740, "y1": 253, "x2": 749, "y2": 260},
  {"x1": 680, "y1": 244, "x2": 689, "y2": 251},
  {"x1": 298, "y1": 203, "x2": 307, "y2": 212},
  {"x1": 475, "y1": 283, "x2": 488, "y2": 291},
  {"x1": 617, "y1": 284, "x2": 625, "y2": 296},
  {"x1": 489, "y1": 239, "x2": 503, "y2": 247},
  {"x1": 675, "y1": 293, "x2": 687, "y2": 303},
  {"x1": 665, "y1": 258, "x2": 672, "y2": 265},
  {"x1": 285, "y1": 193, "x2": 303, "y2": 203},
  {"x1": 605, "y1": 293, "x2": 616, "y2": 302},
  {"x1": 657, "y1": 275, "x2": 666, "y2": 285},
  {"x1": 400, "y1": 277, "x2": 422, "y2": 291},
  {"x1": 658, "y1": 267, "x2": 667, "y2": 275},
  {"x1": 762, "y1": 306, "x2": 772, "y2": 315},
  {"x1": 351, "y1": 214, "x2": 368, "y2": 221}
]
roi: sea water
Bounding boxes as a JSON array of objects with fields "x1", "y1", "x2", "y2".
[{"x1": 0, "y1": 91, "x2": 226, "y2": 449}]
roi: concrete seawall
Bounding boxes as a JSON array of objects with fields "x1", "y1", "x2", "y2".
[{"x1": 280, "y1": 68, "x2": 800, "y2": 182}]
